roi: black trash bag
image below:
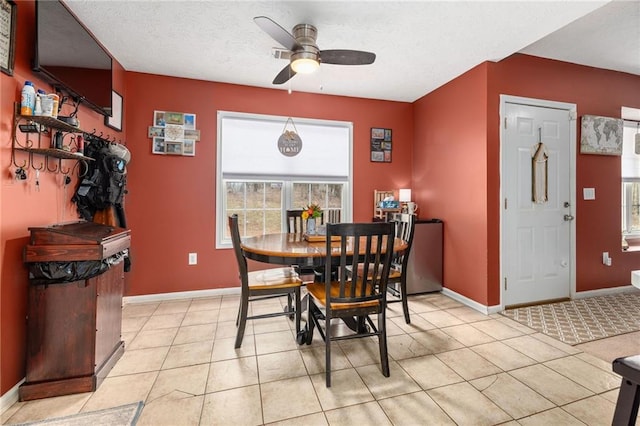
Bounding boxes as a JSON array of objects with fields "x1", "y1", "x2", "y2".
[
  {"x1": 29, "y1": 260, "x2": 108, "y2": 285},
  {"x1": 28, "y1": 250, "x2": 129, "y2": 285}
]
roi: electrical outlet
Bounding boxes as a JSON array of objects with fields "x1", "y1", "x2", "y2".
[{"x1": 188, "y1": 253, "x2": 197, "y2": 265}]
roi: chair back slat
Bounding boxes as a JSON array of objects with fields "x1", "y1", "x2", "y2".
[
  {"x1": 228, "y1": 214, "x2": 248, "y2": 289},
  {"x1": 390, "y1": 213, "x2": 416, "y2": 270},
  {"x1": 326, "y1": 209, "x2": 341, "y2": 224}
]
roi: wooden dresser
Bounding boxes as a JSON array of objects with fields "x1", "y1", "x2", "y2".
[{"x1": 19, "y1": 221, "x2": 131, "y2": 401}]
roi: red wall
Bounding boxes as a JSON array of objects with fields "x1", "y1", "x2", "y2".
[
  {"x1": 413, "y1": 63, "x2": 491, "y2": 305},
  {"x1": 0, "y1": 1, "x2": 125, "y2": 396},
  {"x1": 123, "y1": 72, "x2": 413, "y2": 296},
  {"x1": 412, "y1": 54, "x2": 640, "y2": 307},
  {"x1": 488, "y1": 54, "x2": 640, "y2": 294}
]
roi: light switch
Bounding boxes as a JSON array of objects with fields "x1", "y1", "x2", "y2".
[{"x1": 583, "y1": 188, "x2": 595, "y2": 200}]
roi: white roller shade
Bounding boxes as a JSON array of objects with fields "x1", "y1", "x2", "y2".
[
  {"x1": 622, "y1": 122, "x2": 640, "y2": 179},
  {"x1": 220, "y1": 112, "x2": 350, "y2": 178}
]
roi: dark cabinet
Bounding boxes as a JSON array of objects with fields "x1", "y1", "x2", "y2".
[{"x1": 19, "y1": 222, "x2": 130, "y2": 401}]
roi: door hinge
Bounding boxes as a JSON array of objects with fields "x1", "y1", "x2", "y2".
[
  {"x1": 504, "y1": 277, "x2": 507, "y2": 290},
  {"x1": 504, "y1": 117, "x2": 508, "y2": 129},
  {"x1": 504, "y1": 198, "x2": 508, "y2": 209}
]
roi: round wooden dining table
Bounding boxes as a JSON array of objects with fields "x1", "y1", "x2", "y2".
[
  {"x1": 241, "y1": 232, "x2": 408, "y2": 268},
  {"x1": 241, "y1": 232, "x2": 408, "y2": 342}
]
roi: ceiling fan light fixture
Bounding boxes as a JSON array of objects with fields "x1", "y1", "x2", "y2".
[{"x1": 291, "y1": 57, "x2": 319, "y2": 74}]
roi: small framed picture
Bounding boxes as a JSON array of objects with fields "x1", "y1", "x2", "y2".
[
  {"x1": 165, "y1": 112, "x2": 184, "y2": 125},
  {"x1": 152, "y1": 137, "x2": 165, "y2": 154},
  {"x1": 371, "y1": 127, "x2": 385, "y2": 139},
  {"x1": 183, "y1": 139, "x2": 195, "y2": 156},
  {"x1": 165, "y1": 141, "x2": 183, "y2": 155},
  {"x1": 184, "y1": 129, "x2": 200, "y2": 141},
  {"x1": 184, "y1": 113, "x2": 196, "y2": 130},
  {"x1": 105, "y1": 90, "x2": 123, "y2": 132},
  {"x1": 370, "y1": 127, "x2": 392, "y2": 163},
  {"x1": 148, "y1": 126, "x2": 164, "y2": 138},
  {"x1": 154, "y1": 111, "x2": 166, "y2": 127},
  {"x1": 0, "y1": 0, "x2": 17, "y2": 76}
]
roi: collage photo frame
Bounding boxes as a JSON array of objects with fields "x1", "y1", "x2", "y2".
[{"x1": 148, "y1": 110, "x2": 200, "y2": 156}]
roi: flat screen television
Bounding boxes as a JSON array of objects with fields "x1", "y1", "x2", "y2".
[{"x1": 33, "y1": 0, "x2": 113, "y2": 117}]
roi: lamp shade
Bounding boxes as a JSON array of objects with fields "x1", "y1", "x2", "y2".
[{"x1": 399, "y1": 188, "x2": 412, "y2": 202}]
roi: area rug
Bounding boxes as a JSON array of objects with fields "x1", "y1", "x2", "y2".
[
  {"x1": 13, "y1": 401, "x2": 143, "y2": 426},
  {"x1": 501, "y1": 293, "x2": 640, "y2": 345}
]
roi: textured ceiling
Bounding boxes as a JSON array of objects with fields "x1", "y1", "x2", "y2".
[{"x1": 62, "y1": 0, "x2": 639, "y2": 103}]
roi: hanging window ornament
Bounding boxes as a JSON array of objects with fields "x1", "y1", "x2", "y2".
[{"x1": 278, "y1": 117, "x2": 302, "y2": 157}]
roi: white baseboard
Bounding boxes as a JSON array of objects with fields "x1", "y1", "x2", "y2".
[
  {"x1": 440, "y1": 288, "x2": 502, "y2": 315},
  {"x1": 573, "y1": 284, "x2": 639, "y2": 300},
  {"x1": 1, "y1": 379, "x2": 23, "y2": 415},
  {"x1": 123, "y1": 287, "x2": 240, "y2": 305}
]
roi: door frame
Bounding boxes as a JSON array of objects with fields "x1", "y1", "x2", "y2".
[{"x1": 499, "y1": 95, "x2": 577, "y2": 309}]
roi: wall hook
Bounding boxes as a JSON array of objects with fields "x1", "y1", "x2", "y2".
[{"x1": 45, "y1": 156, "x2": 59, "y2": 173}]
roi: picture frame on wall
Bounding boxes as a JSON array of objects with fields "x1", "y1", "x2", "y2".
[
  {"x1": 154, "y1": 110, "x2": 166, "y2": 127},
  {"x1": 149, "y1": 109, "x2": 199, "y2": 156},
  {"x1": 580, "y1": 115, "x2": 623, "y2": 155},
  {"x1": 183, "y1": 139, "x2": 195, "y2": 156},
  {"x1": 370, "y1": 127, "x2": 392, "y2": 163},
  {"x1": 0, "y1": 0, "x2": 17, "y2": 76},
  {"x1": 165, "y1": 141, "x2": 183, "y2": 155},
  {"x1": 105, "y1": 90, "x2": 123, "y2": 131},
  {"x1": 152, "y1": 137, "x2": 166, "y2": 154}
]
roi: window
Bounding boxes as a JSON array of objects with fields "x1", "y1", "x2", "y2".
[
  {"x1": 217, "y1": 112, "x2": 352, "y2": 247},
  {"x1": 621, "y1": 108, "x2": 640, "y2": 242}
]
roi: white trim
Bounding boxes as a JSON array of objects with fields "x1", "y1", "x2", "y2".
[
  {"x1": 440, "y1": 288, "x2": 502, "y2": 315},
  {"x1": 499, "y1": 95, "x2": 577, "y2": 311},
  {"x1": 573, "y1": 285, "x2": 639, "y2": 300},
  {"x1": 123, "y1": 287, "x2": 240, "y2": 305},
  {"x1": 1, "y1": 379, "x2": 23, "y2": 414},
  {"x1": 216, "y1": 111, "x2": 354, "y2": 250}
]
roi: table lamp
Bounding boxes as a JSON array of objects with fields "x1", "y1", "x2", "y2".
[{"x1": 399, "y1": 188, "x2": 411, "y2": 212}]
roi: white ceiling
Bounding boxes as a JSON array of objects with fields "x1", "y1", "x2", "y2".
[{"x1": 62, "y1": 0, "x2": 639, "y2": 103}]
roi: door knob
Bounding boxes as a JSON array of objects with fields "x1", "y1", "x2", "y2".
[{"x1": 564, "y1": 214, "x2": 575, "y2": 221}]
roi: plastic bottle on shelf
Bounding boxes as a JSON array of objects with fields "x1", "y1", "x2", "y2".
[
  {"x1": 76, "y1": 135, "x2": 84, "y2": 155},
  {"x1": 49, "y1": 94, "x2": 59, "y2": 118},
  {"x1": 20, "y1": 81, "x2": 36, "y2": 115},
  {"x1": 34, "y1": 90, "x2": 45, "y2": 116}
]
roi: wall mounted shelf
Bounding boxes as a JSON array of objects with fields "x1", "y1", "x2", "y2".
[{"x1": 11, "y1": 103, "x2": 92, "y2": 175}]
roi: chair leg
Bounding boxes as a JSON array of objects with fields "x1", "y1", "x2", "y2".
[
  {"x1": 235, "y1": 292, "x2": 249, "y2": 349},
  {"x1": 378, "y1": 309, "x2": 390, "y2": 377},
  {"x1": 325, "y1": 313, "x2": 332, "y2": 387},
  {"x1": 400, "y1": 278, "x2": 411, "y2": 324},
  {"x1": 612, "y1": 378, "x2": 640, "y2": 426},
  {"x1": 295, "y1": 287, "x2": 301, "y2": 334}
]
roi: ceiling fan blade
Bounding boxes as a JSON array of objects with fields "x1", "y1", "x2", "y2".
[
  {"x1": 273, "y1": 64, "x2": 296, "y2": 85},
  {"x1": 319, "y1": 50, "x2": 376, "y2": 65},
  {"x1": 254, "y1": 16, "x2": 301, "y2": 52}
]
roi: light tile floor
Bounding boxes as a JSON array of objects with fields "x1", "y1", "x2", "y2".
[{"x1": 2, "y1": 292, "x2": 638, "y2": 425}]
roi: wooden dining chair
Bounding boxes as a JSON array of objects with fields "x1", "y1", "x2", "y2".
[
  {"x1": 346, "y1": 214, "x2": 415, "y2": 323},
  {"x1": 325, "y1": 209, "x2": 341, "y2": 224},
  {"x1": 387, "y1": 213, "x2": 416, "y2": 324},
  {"x1": 305, "y1": 221, "x2": 395, "y2": 387},
  {"x1": 228, "y1": 214, "x2": 302, "y2": 348},
  {"x1": 286, "y1": 209, "x2": 325, "y2": 282}
]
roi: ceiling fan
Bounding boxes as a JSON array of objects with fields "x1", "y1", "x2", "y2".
[{"x1": 254, "y1": 16, "x2": 376, "y2": 85}]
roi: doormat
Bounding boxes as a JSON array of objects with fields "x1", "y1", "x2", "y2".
[
  {"x1": 501, "y1": 292, "x2": 640, "y2": 345},
  {"x1": 13, "y1": 401, "x2": 143, "y2": 426}
]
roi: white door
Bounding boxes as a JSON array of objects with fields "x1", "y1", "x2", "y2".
[{"x1": 502, "y1": 99, "x2": 575, "y2": 307}]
